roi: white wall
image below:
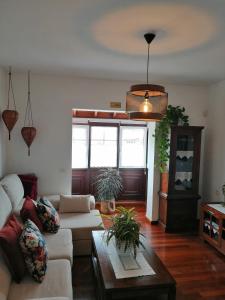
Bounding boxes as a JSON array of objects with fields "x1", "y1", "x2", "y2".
[
  {"x1": 5, "y1": 72, "x2": 208, "y2": 220},
  {"x1": 203, "y1": 79, "x2": 225, "y2": 202},
  {"x1": 0, "y1": 69, "x2": 6, "y2": 177}
]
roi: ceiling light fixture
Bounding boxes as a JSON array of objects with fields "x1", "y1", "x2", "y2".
[{"x1": 126, "y1": 33, "x2": 168, "y2": 121}]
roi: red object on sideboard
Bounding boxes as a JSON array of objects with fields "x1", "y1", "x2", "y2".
[{"x1": 18, "y1": 174, "x2": 38, "y2": 200}]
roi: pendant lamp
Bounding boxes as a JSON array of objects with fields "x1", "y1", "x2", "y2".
[
  {"x1": 2, "y1": 67, "x2": 19, "y2": 140},
  {"x1": 21, "y1": 71, "x2": 36, "y2": 156},
  {"x1": 126, "y1": 33, "x2": 168, "y2": 121}
]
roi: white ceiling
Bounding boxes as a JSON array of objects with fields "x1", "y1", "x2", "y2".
[{"x1": 0, "y1": 0, "x2": 225, "y2": 84}]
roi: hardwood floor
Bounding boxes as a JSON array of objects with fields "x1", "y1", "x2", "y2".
[{"x1": 73, "y1": 205, "x2": 225, "y2": 300}]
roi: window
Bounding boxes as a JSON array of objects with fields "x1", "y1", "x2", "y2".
[
  {"x1": 72, "y1": 125, "x2": 89, "y2": 168},
  {"x1": 120, "y1": 126, "x2": 147, "y2": 168},
  {"x1": 90, "y1": 126, "x2": 118, "y2": 167},
  {"x1": 72, "y1": 123, "x2": 147, "y2": 169}
]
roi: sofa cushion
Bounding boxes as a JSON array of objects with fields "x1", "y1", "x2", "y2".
[
  {"x1": 37, "y1": 198, "x2": 60, "y2": 233},
  {"x1": 1, "y1": 174, "x2": 24, "y2": 210},
  {"x1": 41, "y1": 194, "x2": 95, "y2": 211},
  {"x1": 60, "y1": 209, "x2": 103, "y2": 240},
  {"x1": 0, "y1": 185, "x2": 12, "y2": 228},
  {"x1": 19, "y1": 220, "x2": 48, "y2": 283},
  {"x1": 0, "y1": 250, "x2": 12, "y2": 300},
  {"x1": 0, "y1": 215, "x2": 26, "y2": 283},
  {"x1": 13, "y1": 197, "x2": 25, "y2": 217},
  {"x1": 59, "y1": 195, "x2": 90, "y2": 213},
  {"x1": 20, "y1": 196, "x2": 43, "y2": 232},
  {"x1": 89, "y1": 195, "x2": 95, "y2": 210},
  {"x1": 44, "y1": 229, "x2": 73, "y2": 265},
  {"x1": 8, "y1": 259, "x2": 73, "y2": 300}
]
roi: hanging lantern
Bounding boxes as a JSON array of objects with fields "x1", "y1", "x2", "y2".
[
  {"x1": 2, "y1": 67, "x2": 19, "y2": 140},
  {"x1": 21, "y1": 71, "x2": 36, "y2": 156},
  {"x1": 126, "y1": 33, "x2": 168, "y2": 121}
]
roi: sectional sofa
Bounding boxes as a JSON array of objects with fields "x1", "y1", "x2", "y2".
[{"x1": 0, "y1": 174, "x2": 103, "y2": 300}]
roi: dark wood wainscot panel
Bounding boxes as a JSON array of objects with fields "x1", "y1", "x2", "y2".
[
  {"x1": 119, "y1": 169, "x2": 146, "y2": 200},
  {"x1": 72, "y1": 170, "x2": 89, "y2": 195},
  {"x1": 72, "y1": 168, "x2": 146, "y2": 201}
]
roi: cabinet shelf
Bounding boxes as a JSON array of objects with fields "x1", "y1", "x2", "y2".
[{"x1": 201, "y1": 203, "x2": 225, "y2": 255}]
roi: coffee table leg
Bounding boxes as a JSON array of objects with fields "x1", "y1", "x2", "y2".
[{"x1": 168, "y1": 286, "x2": 176, "y2": 300}]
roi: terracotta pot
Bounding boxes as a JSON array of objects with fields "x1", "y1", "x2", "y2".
[
  {"x1": 100, "y1": 199, "x2": 116, "y2": 214},
  {"x1": 21, "y1": 126, "x2": 37, "y2": 156},
  {"x1": 161, "y1": 172, "x2": 169, "y2": 193},
  {"x1": 2, "y1": 110, "x2": 19, "y2": 140}
]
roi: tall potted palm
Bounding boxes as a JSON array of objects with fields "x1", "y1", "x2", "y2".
[{"x1": 95, "y1": 168, "x2": 123, "y2": 214}]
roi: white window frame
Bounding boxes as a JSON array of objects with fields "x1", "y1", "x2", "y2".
[
  {"x1": 119, "y1": 126, "x2": 147, "y2": 168},
  {"x1": 72, "y1": 124, "x2": 89, "y2": 169},
  {"x1": 90, "y1": 125, "x2": 118, "y2": 168}
]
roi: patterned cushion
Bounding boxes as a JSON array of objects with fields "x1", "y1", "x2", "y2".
[
  {"x1": 36, "y1": 198, "x2": 60, "y2": 233},
  {"x1": 19, "y1": 219, "x2": 48, "y2": 282}
]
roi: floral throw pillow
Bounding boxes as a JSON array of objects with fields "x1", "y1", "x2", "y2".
[
  {"x1": 36, "y1": 198, "x2": 60, "y2": 233},
  {"x1": 19, "y1": 219, "x2": 48, "y2": 283}
]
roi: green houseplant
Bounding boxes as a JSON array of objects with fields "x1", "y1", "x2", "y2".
[
  {"x1": 95, "y1": 168, "x2": 123, "y2": 214},
  {"x1": 154, "y1": 105, "x2": 189, "y2": 173},
  {"x1": 104, "y1": 206, "x2": 144, "y2": 258}
]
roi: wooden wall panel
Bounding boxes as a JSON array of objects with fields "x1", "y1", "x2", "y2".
[
  {"x1": 72, "y1": 168, "x2": 146, "y2": 201},
  {"x1": 72, "y1": 170, "x2": 89, "y2": 195}
]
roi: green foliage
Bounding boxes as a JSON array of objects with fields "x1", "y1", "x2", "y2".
[
  {"x1": 95, "y1": 168, "x2": 123, "y2": 202},
  {"x1": 104, "y1": 206, "x2": 144, "y2": 258},
  {"x1": 154, "y1": 105, "x2": 189, "y2": 172}
]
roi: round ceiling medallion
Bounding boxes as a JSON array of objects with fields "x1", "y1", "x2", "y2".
[{"x1": 93, "y1": 3, "x2": 217, "y2": 55}]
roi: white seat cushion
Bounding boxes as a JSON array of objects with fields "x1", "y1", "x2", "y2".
[
  {"x1": 0, "y1": 186, "x2": 12, "y2": 228},
  {"x1": 44, "y1": 229, "x2": 73, "y2": 265},
  {"x1": 1, "y1": 174, "x2": 24, "y2": 210},
  {"x1": 8, "y1": 259, "x2": 73, "y2": 300},
  {"x1": 60, "y1": 209, "x2": 103, "y2": 240}
]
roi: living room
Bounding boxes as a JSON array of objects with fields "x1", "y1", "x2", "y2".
[{"x1": 0, "y1": 1, "x2": 225, "y2": 300}]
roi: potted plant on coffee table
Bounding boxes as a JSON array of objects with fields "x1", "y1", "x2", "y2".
[
  {"x1": 95, "y1": 168, "x2": 123, "y2": 214},
  {"x1": 104, "y1": 206, "x2": 144, "y2": 258}
]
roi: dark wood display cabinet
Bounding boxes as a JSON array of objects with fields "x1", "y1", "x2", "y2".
[
  {"x1": 201, "y1": 203, "x2": 225, "y2": 255},
  {"x1": 159, "y1": 126, "x2": 204, "y2": 233}
]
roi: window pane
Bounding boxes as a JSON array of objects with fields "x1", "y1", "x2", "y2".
[
  {"x1": 72, "y1": 125, "x2": 89, "y2": 168},
  {"x1": 90, "y1": 126, "x2": 117, "y2": 167},
  {"x1": 120, "y1": 127, "x2": 147, "y2": 168}
]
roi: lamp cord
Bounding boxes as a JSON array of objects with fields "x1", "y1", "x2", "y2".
[
  {"x1": 24, "y1": 71, "x2": 34, "y2": 127},
  {"x1": 7, "y1": 66, "x2": 17, "y2": 110},
  {"x1": 146, "y1": 42, "x2": 150, "y2": 85}
]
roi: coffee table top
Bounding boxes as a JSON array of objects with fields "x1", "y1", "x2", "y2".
[{"x1": 92, "y1": 230, "x2": 176, "y2": 291}]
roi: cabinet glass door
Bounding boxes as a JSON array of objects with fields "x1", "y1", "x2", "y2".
[{"x1": 174, "y1": 134, "x2": 194, "y2": 191}]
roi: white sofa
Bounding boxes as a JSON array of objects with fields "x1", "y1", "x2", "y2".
[
  {"x1": 0, "y1": 174, "x2": 103, "y2": 300},
  {"x1": 44, "y1": 195, "x2": 103, "y2": 256}
]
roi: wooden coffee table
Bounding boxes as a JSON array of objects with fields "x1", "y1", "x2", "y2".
[{"x1": 91, "y1": 231, "x2": 176, "y2": 300}]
